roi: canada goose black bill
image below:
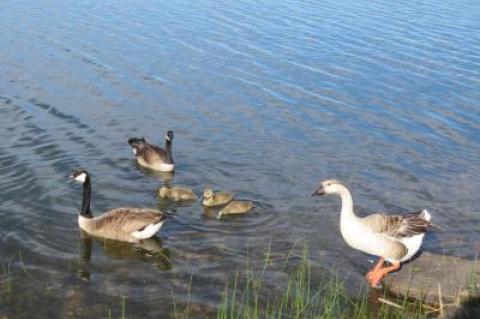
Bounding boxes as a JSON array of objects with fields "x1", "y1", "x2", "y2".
[
  {"x1": 70, "y1": 170, "x2": 167, "y2": 243},
  {"x1": 127, "y1": 131, "x2": 174, "y2": 172}
]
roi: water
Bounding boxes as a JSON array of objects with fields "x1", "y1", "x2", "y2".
[{"x1": 1, "y1": 0, "x2": 479, "y2": 317}]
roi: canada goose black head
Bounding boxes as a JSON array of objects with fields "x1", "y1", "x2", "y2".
[
  {"x1": 70, "y1": 170, "x2": 90, "y2": 184},
  {"x1": 69, "y1": 169, "x2": 93, "y2": 218},
  {"x1": 128, "y1": 137, "x2": 146, "y2": 155},
  {"x1": 165, "y1": 131, "x2": 174, "y2": 142}
]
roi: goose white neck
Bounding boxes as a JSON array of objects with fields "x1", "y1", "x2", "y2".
[{"x1": 335, "y1": 185, "x2": 357, "y2": 221}]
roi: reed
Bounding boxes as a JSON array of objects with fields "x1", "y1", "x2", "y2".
[{"x1": 216, "y1": 245, "x2": 428, "y2": 319}]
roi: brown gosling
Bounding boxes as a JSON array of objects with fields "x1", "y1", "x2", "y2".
[
  {"x1": 217, "y1": 201, "x2": 253, "y2": 218},
  {"x1": 203, "y1": 188, "x2": 233, "y2": 207},
  {"x1": 158, "y1": 186, "x2": 197, "y2": 201}
]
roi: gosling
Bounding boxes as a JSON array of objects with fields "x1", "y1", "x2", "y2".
[
  {"x1": 217, "y1": 201, "x2": 253, "y2": 218},
  {"x1": 158, "y1": 186, "x2": 197, "y2": 201},
  {"x1": 203, "y1": 188, "x2": 233, "y2": 207},
  {"x1": 128, "y1": 131, "x2": 174, "y2": 172}
]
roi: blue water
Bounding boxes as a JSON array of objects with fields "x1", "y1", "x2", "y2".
[{"x1": 1, "y1": 0, "x2": 479, "y2": 317}]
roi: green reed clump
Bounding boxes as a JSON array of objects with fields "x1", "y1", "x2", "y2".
[
  {"x1": 217, "y1": 246, "x2": 429, "y2": 319},
  {"x1": 1, "y1": 266, "x2": 13, "y2": 296},
  {"x1": 1, "y1": 255, "x2": 15, "y2": 297}
]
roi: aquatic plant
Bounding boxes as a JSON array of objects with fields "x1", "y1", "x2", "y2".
[{"x1": 216, "y1": 244, "x2": 429, "y2": 319}]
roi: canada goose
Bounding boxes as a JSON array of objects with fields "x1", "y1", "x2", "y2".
[
  {"x1": 158, "y1": 186, "x2": 197, "y2": 201},
  {"x1": 70, "y1": 170, "x2": 167, "y2": 243},
  {"x1": 128, "y1": 131, "x2": 174, "y2": 172},
  {"x1": 203, "y1": 189, "x2": 233, "y2": 207},
  {"x1": 217, "y1": 201, "x2": 253, "y2": 218},
  {"x1": 312, "y1": 179, "x2": 432, "y2": 288}
]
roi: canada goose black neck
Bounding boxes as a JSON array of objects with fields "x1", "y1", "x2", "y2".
[
  {"x1": 81, "y1": 175, "x2": 93, "y2": 218},
  {"x1": 165, "y1": 137, "x2": 173, "y2": 164}
]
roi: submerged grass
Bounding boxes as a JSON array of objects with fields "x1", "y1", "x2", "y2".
[
  {"x1": 216, "y1": 244, "x2": 429, "y2": 319},
  {"x1": 1, "y1": 259, "x2": 13, "y2": 296},
  {"x1": 0, "y1": 252, "x2": 21, "y2": 298}
]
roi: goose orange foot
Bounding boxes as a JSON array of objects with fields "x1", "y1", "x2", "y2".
[
  {"x1": 365, "y1": 257, "x2": 384, "y2": 282},
  {"x1": 367, "y1": 261, "x2": 401, "y2": 288}
]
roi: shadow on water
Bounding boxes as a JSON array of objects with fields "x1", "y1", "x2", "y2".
[
  {"x1": 448, "y1": 298, "x2": 480, "y2": 319},
  {"x1": 133, "y1": 161, "x2": 175, "y2": 185},
  {"x1": 76, "y1": 232, "x2": 172, "y2": 282}
]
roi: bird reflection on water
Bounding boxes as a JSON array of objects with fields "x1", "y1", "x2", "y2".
[{"x1": 77, "y1": 232, "x2": 172, "y2": 282}]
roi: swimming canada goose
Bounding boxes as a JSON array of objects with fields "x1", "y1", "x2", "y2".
[
  {"x1": 312, "y1": 179, "x2": 432, "y2": 288},
  {"x1": 217, "y1": 201, "x2": 253, "y2": 218},
  {"x1": 158, "y1": 186, "x2": 197, "y2": 201},
  {"x1": 203, "y1": 189, "x2": 233, "y2": 207},
  {"x1": 128, "y1": 131, "x2": 174, "y2": 172},
  {"x1": 70, "y1": 170, "x2": 167, "y2": 243}
]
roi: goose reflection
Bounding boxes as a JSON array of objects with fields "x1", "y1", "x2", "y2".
[
  {"x1": 134, "y1": 162, "x2": 174, "y2": 184},
  {"x1": 77, "y1": 231, "x2": 172, "y2": 281},
  {"x1": 203, "y1": 205, "x2": 219, "y2": 219},
  {"x1": 77, "y1": 235, "x2": 92, "y2": 282}
]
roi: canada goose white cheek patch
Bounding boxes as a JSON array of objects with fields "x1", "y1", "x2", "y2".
[
  {"x1": 74, "y1": 173, "x2": 87, "y2": 183},
  {"x1": 132, "y1": 148, "x2": 137, "y2": 155}
]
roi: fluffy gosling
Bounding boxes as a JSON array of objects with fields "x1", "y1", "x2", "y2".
[
  {"x1": 217, "y1": 201, "x2": 253, "y2": 218},
  {"x1": 158, "y1": 186, "x2": 197, "y2": 201},
  {"x1": 203, "y1": 188, "x2": 233, "y2": 207}
]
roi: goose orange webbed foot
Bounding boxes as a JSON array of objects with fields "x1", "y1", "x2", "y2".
[
  {"x1": 366, "y1": 261, "x2": 401, "y2": 289},
  {"x1": 368, "y1": 270, "x2": 386, "y2": 289},
  {"x1": 365, "y1": 257, "x2": 384, "y2": 283}
]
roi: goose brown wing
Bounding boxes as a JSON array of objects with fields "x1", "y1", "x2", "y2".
[
  {"x1": 148, "y1": 145, "x2": 166, "y2": 160},
  {"x1": 95, "y1": 208, "x2": 165, "y2": 233},
  {"x1": 363, "y1": 211, "x2": 430, "y2": 239}
]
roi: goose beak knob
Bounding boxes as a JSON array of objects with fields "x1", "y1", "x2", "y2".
[{"x1": 311, "y1": 185, "x2": 325, "y2": 196}]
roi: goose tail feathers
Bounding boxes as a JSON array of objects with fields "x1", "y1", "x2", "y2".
[{"x1": 420, "y1": 209, "x2": 431, "y2": 222}]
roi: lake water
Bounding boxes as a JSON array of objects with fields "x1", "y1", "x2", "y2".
[{"x1": 1, "y1": 0, "x2": 479, "y2": 317}]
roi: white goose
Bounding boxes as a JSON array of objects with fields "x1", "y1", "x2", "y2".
[{"x1": 312, "y1": 179, "x2": 432, "y2": 287}]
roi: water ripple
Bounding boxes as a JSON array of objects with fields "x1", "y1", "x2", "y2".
[{"x1": 0, "y1": 0, "x2": 479, "y2": 317}]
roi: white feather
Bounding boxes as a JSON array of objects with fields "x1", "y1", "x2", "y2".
[
  {"x1": 156, "y1": 162, "x2": 174, "y2": 172},
  {"x1": 398, "y1": 234, "x2": 425, "y2": 262},
  {"x1": 78, "y1": 215, "x2": 89, "y2": 230},
  {"x1": 132, "y1": 222, "x2": 164, "y2": 239},
  {"x1": 74, "y1": 173, "x2": 87, "y2": 183}
]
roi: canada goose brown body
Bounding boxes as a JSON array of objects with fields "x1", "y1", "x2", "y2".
[
  {"x1": 71, "y1": 170, "x2": 167, "y2": 243},
  {"x1": 218, "y1": 201, "x2": 253, "y2": 218},
  {"x1": 203, "y1": 189, "x2": 233, "y2": 207},
  {"x1": 128, "y1": 131, "x2": 174, "y2": 172},
  {"x1": 158, "y1": 187, "x2": 197, "y2": 201}
]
